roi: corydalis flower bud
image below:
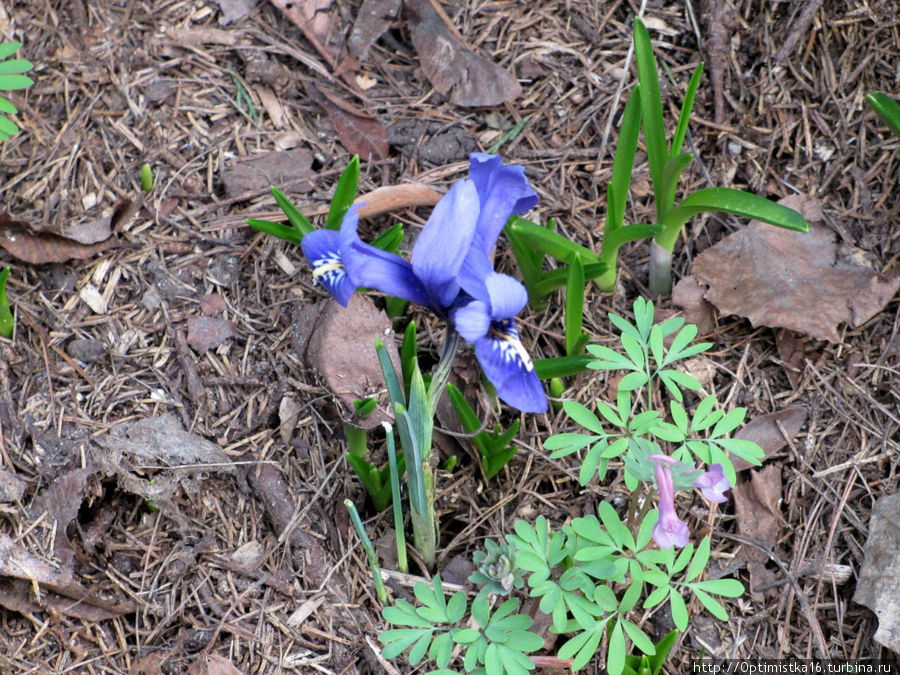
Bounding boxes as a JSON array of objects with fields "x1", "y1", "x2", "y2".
[
  {"x1": 652, "y1": 458, "x2": 690, "y2": 549},
  {"x1": 694, "y1": 463, "x2": 730, "y2": 503}
]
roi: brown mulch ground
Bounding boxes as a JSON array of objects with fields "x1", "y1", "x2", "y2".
[{"x1": 0, "y1": 0, "x2": 898, "y2": 673}]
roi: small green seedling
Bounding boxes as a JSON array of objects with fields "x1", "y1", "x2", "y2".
[
  {"x1": 447, "y1": 383, "x2": 521, "y2": 480},
  {"x1": 140, "y1": 163, "x2": 154, "y2": 193}
]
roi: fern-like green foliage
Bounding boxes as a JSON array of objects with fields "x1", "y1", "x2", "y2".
[
  {"x1": 544, "y1": 297, "x2": 764, "y2": 489},
  {"x1": 0, "y1": 42, "x2": 33, "y2": 141},
  {"x1": 380, "y1": 576, "x2": 542, "y2": 674}
]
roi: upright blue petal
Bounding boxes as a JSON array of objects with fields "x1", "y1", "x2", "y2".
[
  {"x1": 411, "y1": 179, "x2": 480, "y2": 308},
  {"x1": 468, "y1": 153, "x2": 538, "y2": 256},
  {"x1": 474, "y1": 318, "x2": 546, "y2": 413},
  {"x1": 301, "y1": 228, "x2": 356, "y2": 306}
]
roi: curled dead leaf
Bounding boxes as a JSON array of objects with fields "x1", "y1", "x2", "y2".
[
  {"x1": 313, "y1": 85, "x2": 389, "y2": 160},
  {"x1": 0, "y1": 212, "x2": 117, "y2": 264},
  {"x1": 691, "y1": 196, "x2": 900, "y2": 343}
]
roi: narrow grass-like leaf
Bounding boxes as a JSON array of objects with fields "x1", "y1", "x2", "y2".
[
  {"x1": 607, "y1": 88, "x2": 643, "y2": 232},
  {"x1": 672, "y1": 62, "x2": 704, "y2": 156},
  {"x1": 507, "y1": 218, "x2": 601, "y2": 264},
  {"x1": 665, "y1": 187, "x2": 810, "y2": 234},
  {"x1": 533, "y1": 354, "x2": 593, "y2": 379},
  {"x1": 271, "y1": 185, "x2": 315, "y2": 236},
  {"x1": 867, "y1": 92, "x2": 900, "y2": 138},
  {"x1": 325, "y1": 155, "x2": 360, "y2": 230},
  {"x1": 633, "y1": 17, "x2": 668, "y2": 218},
  {"x1": 246, "y1": 218, "x2": 304, "y2": 246},
  {"x1": 375, "y1": 336, "x2": 406, "y2": 407},
  {"x1": 565, "y1": 256, "x2": 587, "y2": 356},
  {"x1": 370, "y1": 222, "x2": 404, "y2": 252},
  {"x1": 0, "y1": 267, "x2": 13, "y2": 339}
]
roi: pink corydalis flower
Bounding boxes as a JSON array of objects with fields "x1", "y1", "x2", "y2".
[
  {"x1": 651, "y1": 456, "x2": 690, "y2": 549},
  {"x1": 694, "y1": 464, "x2": 730, "y2": 503}
]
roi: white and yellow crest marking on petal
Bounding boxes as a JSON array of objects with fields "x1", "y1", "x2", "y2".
[{"x1": 489, "y1": 319, "x2": 534, "y2": 372}]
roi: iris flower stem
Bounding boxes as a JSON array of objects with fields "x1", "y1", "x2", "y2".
[{"x1": 427, "y1": 326, "x2": 460, "y2": 416}]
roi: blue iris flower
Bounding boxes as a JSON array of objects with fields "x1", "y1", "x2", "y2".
[
  {"x1": 301, "y1": 204, "x2": 431, "y2": 308},
  {"x1": 301, "y1": 153, "x2": 547, "y2": 413}
]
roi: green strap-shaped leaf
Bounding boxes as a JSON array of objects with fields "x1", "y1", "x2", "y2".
[
  {"x1": 671, "y1": 62, "x2": 704, "y2": 156},
  {"x1": 661, "y1": 187, "x2": 809, "y2": 245},
  {"x1": 270, "y1": 185, "x2": 315, "y2": 236},
  {"x1": 565, "y1": 256, "x2": 586, "y2": 356},
  {"x1": 868, "y1": 92, "x2": 900, "y2": 139},
  {"x1": 607, "y1": 86, "x2": 643, "y2": 232},
  {"x1": 633, "y1": 17, "x2": 668, "y2": 219},
  {"x1": 325, "y1": 155, "x2": 360, "y2": 230}
]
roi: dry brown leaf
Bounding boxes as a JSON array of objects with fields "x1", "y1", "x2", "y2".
[
  {"x1": 99, "y1": 414, "x2": 234, "y2": 470},
  {"x1": 405, "y1": 0, "x2": 522, "y2": 107},
  {"x1": 220, "y1": 148, "x2": 314, "y2": 198},
  {"x1": 853, "y1": 491, "x2": 900, "y2": 653},
  {"x1": 0, "y1": 213, "x2": 116, "y2": 264},
  {"x1": 187, "y1": 316, "x2": 235, "y2": 353},
  {"x1": 199, "y1": 293, "x2": 228, "y2": 316},
  {"x1": 313, "y1": 85, "x2": 389, "y2": 160},
  {"x1": 733, "y1": 464, "x2": 783, "y2": 592},
  {"x1": 129, "y1": 652, "x2": 167, "y2": 675},
  {"x1": 304, "y1": 183, "x2": 443, "y2": 218},
  {"x1": 168, "y1": 27, "x2": 237, "y2": 46},
  {"x1": 29, "y1": 467, "x2": 94, "y2": 563},
  {"x1": 291, "y1": 295, "x2": 402, "y2": 429},
  {"x1": 732, "y1": 407, "x2": 808, "y2": 471},
  {"x1": 0, "y1": 533, "x2": 134, "y2": 619},
  {"x1": 672, "y1": 276, "x2": 716, "y2": 335},
  {"x1": 692, "y1": 196, "x2": 900, "y2": 343},
  {"x1": 348, "y1": 0, "x2": 401, "y2": 60}
]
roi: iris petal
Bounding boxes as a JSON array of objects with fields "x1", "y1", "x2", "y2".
[
  {"x1": 348, "y1": 241, "x2": 433, "y2": 307},
  {"x1": 301, "y1": 228, "x2": 341, "y2": 264},
  {"x1": 412, "y1": 179, "x2": 480, "y2": 307},
  {"x1": 484, "y1": 273, "x2": 528, "y2": 320},
  {"x1": 451, "y1": 301, "x2": 491, "y2": 342},
  {"x1": 474, "y1": 320, "x2": 546, "y2": 413},
  {"x1": 301, "y1": 229, "x2": 356, "y2": 306},
  {"x1": 468, "y1": 153, "x2": 538, "y2": 255}
]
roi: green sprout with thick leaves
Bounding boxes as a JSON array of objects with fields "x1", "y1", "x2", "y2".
[{"x1": 631, "y1": 17, "x2": 808, "y2": 295}]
